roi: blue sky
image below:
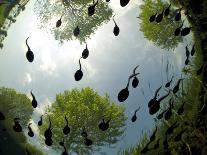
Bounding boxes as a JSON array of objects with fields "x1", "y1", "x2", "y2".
[{"x1": 0, "y1": 0, "x2": 191, "y2": 154}]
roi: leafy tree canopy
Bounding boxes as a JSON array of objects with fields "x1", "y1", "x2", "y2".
[
  {"x1": 0, "y1": 87, "x2": 33, "y2": 127},
  {"x1": 0, "y1": 87, "x2": 43, "y2": 155},
  {"x1": 139, "y1": 0, "x2": 183, "y2": 50},
  {"x1": 34, "y1": 0, "x2": 113, "y2": 43},
  {"x1": 39, "y1": 87, "x2": 127, "y2": 155}
]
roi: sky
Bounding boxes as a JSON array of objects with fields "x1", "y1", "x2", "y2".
[{"x1": 0, "y1": 0, "x2": 192, "y2": 154}]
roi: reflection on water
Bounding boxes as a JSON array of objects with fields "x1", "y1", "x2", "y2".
[{"x1": 0, "y1": 0, "x2": 197, "y2": 154}]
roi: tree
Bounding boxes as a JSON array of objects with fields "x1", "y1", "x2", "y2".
[
  {"x1": 0, "y1": 87, "x2": 33, "y2": 127},
  {"x1": 39, "y1": 87, "x2": 127, "y2": 155},
  {"x1": 34, "y1": 0, "x2": 113, "y2": 43},
  {"x1": 139, "y1": 0, "x2": 183, "y2": 50},
  {"x1": 0, "y1": 87, "x2": 43, "y2": 155}
]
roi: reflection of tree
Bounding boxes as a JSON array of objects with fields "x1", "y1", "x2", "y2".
[
  {"x1": 39, "y1": 87, "x2": 127, "y2": 155},
  {"x1": 0, "y1": 87, "x2": 43, "y2": 155},
  {"x1": 34, "y1": 0, "x2": 112, "y2": 43},
  {"x1": 0, "y1": 87, "x2": 33, "y2": 126},
  {"x1": 0, "y1": 0, "x2": 29, "y2": 49},
  {"x1": 139, "y1": 0, "x2": 183, "y2": 50}
]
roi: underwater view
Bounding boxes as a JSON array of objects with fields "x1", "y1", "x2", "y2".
[{"x1": 0, "y1": 0, "x2": 207, "y2": 154}]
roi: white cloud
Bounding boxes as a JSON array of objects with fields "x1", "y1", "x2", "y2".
[{"x1": 22, "y1": 72, "x2": 32, "y2": 86}]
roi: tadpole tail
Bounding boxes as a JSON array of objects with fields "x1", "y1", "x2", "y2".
[
  {"x1": 65, "y1": 115, "x2": 68, "y2": 125},
  {"x1": 79, "y1": 57, "x2": 82, "y2": 70},
  {"x1": 26, "y1": 37, "x2": 30, "y2": 51}
]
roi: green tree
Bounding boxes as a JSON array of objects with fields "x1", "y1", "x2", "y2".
[
  {"x1": 34, "y1": 0, "x2": 113, "y2": 43},
  {"x1": 39, "y1": 87, "x2": 127, "y2": 155},
  {"x1": 0, "y1": 87, "x2": 43, "y2": 155},
  {"x1": 139, "y1": 0, "x2": 183, "y2": 50}
]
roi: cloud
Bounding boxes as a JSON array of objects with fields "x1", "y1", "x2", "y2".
[{"x1": 22, "y1": 72, "x2": 32, "y2": 86}]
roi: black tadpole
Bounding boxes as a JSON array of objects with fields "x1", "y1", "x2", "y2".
[
  {"x1": 148, "y1": 86, "x2": 162, "y2": 108},
  {"x1": 98, "y1": 118, "x2": 111, "y2": 131},
  {"x1": 113, "y1": 15, "x2": 120, "y2": 36},
  {"x1": 175, "y1": 8, "x2": 182, "y2": 21},
  {"x1": 13, "y1": 118, "x2": 22, "y2": 132},
  {"x1": 165, "y1": 121, "x2": 179, "y2": 136},
  {"x1": 190, "y1": 44, "x2": 195, "y2": 56},
  {"x1": 38, "y1": 115, "x2": 43, "y2": 126},
  {"x1": 88, "y1": 0, "x2": 98, "y2": 16},
  {"x1": 181, "y1": 27, "x2": 192, "y2": 36},
  {"x1": 44, "y1": 116, "x2": 52, "y2": 139},
  {"x1": 131, "y1": 107, "x2": 140, "y2": 122},
  {"x1": 56, "y1": 15, "x2": 63, "y2": 28},
  {"x1": 164, "y1": 100, "x2": 173, "y2": 120},
  {"x1": 73, "y1": 26, "x2": 80, "y2": 37},
  {"x1": 74, "y1": 57, "x2": 83, "y2": 81},
  {"x1": 149, "y1": 91, "x2": 170, "y2": 115},
  {"x1": 31, "y1": 90, "x2": 37, "y2": 108},
  {"x1": 172, "y1": 79, "x2": 183, "y2": 94},
  {"x1": 82, "y1": 43, "x2": 89, "y2": 59},
  {"x1": 26, "y1": 37, "x2": 34, "y2": 63},
  {"x1": 118, "y1": 72, "x2": 139, "y2": 102},
  {"x1": 63, "y1": 115, "x2": 70, "y2": 135},
  {"x1": 156, "y1": 109, "x2": 167, "y2": 119},
  {"x1": 84, "y1": 137, "x2": 93, "y2": 146},
  {"x1": 164, "y1": 4, "x2": 171, "y2": 16},
  {"x1": 149, "y1": 126, "x2": 157, "y2": 142},
  {"x1": 156, "y1": 9, "x2": 164, "y2": 23},
  {"x1": 61, "y1": 145, "x2": 68, "y2": 155},
  {"x1": 120, "y1": 0, "x2": 130, "y2": 7},
  {"x1": 177, "y1": 102, "x2": 185, "y2": 115},
  {"x1": 28, "y1": 123, "x2": 34, "y2": 137},
  {"x1": 149, "y1": 13, "x2": 157, "y2": 22},
  {"x1": 165, "y1": 75, "x2": 174, "y2": 88}
]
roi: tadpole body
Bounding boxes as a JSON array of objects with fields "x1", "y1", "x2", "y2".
[
  {"x1": 31, "y1": 91, "x2": 37, "y2": 108},
  {"x1": 44, "y1": 117, "x2": 52, "y2": 139},
  {"x1": 131, "y1": 107, "x2": 140, "y2": 122},
  {"x1": 181, "y1": 27, "x2": 192, "y2": 36},
  {"x1": 56, "y1": 15, "x2": 62, "y2": 28},
  {"x1": 98, "y1": 118, "x2": 110, "y2": 131},
  {"x1": 28, "y1": 123, "x2": 34, "y2": 137},
  {"x1": 74, "y1": 57, "x2": 83, "y2": 81},
  {"x1": 172, "y1": 79, "x2": 183, "y2": 94},
  {"x1": 112, "y1": 15, "x2": 120, "y2": 36},
  {"x1": 120, "y1": 0, "x2": 130, "y2": 7},
  {"x1": 156, "y1": 10, "x2": 164, "y2": 23},
  {"x1": 13, "y1": 118, "x2": 22, "y2": 132},
  {"x1": 73, "y1": 26, "x2": 80, "y2": 36},
  {"x1": 88, "y1": 0, "x2": 98, "y2": 16},
  {"x1": 38, "y1": 115, "x2": 43, "y2": 126},
  {"x1": 82, "y1": 43, "x2": 89, "y2": 59},
  {"x1": 25, "y1": 37, "x2": 34, "y2": 63},
  {"x1": 164, "y1": 4, "x2": 171, "y2": 16},
  {"x1": 175, "y1": 9, "x2": 182, "y2": 21},
  {"x1": 63, "y1": 115, "x2": 70, "y2": 135},
  {"x1": 149, "y1": 13, "x2": 157, "y2": 22}
]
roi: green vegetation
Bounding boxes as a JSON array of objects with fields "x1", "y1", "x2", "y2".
[
  {"x1": 0, "y1": 87, "x2": 43, "y2": 155},
  {"x1": 139, "y1": 0, "x2": 183, "y2": 50},
  {"x1": 34, "y1": 0, "x2": 113, "y2": 43},
  {"x1": 0, "y1": 0, "x2": 29, "y2": 48},
  {"x1": 39, "y1": 87, "x2": 127, "y2": 155},
  {"x1": 122, "y1": 0, "x2": 207, "y2": 154}
]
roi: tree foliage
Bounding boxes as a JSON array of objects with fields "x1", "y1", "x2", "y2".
[
  {"x1": 34, "y1": 0, "x2": 113, "y2": 43},
  {"x1": 0, "y1": 87, "x2": 43, "y2": 155},
  {"x1": 39, "y1": 87, "x2": 127, "y2": 155},
  {"x1": 139, "y1": 0, "x2": 183, "y2": 50},
  {"x1": 0, "y1": 87, "x2": 33, "y2": 127}
]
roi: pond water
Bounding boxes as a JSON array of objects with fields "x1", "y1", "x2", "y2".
[{"x1": 0, "y1": 0, "x2": 194, "y2": 154}]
